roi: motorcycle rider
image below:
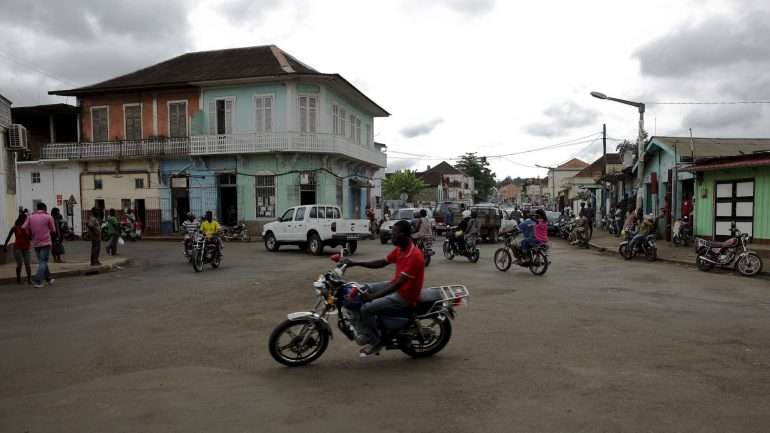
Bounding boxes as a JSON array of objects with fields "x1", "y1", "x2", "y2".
[
  {"x1": 181, "y1": 212, "x2": 199, "y2": 255},
  {"x1": 455, "y1": 210, "x2": 479, "y2": 253},
  {"x1": 200, "y1": 211, "x2": 223, "y2": 257},
  {"x1": 629, "y1": 214, "x2": 655, "y2": 252},
  {"x1": 412, "y1": 209, "x2": 433, "y2": 242},
  {"x1": 343, "y1": 219, "x2": 425, "y2": 356}
]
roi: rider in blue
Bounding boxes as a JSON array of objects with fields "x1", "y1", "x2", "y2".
[{"x1": 517, "y1": 211, "x2": 537, "y2": 260}]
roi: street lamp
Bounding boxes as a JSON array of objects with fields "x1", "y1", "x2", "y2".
[
  {"x1": 591, "y1": 91, "x2": 646, "y2": 211},
  {"x1": 536, "y1": 164, "x2": 557, "y2": 211}
]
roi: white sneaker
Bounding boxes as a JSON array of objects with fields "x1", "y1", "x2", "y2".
[
  {"x1": 47, "y1": 278, "x2": 55, "y2": 286},
  {"x1": 33, "y1": 282, "x2": 45, "y2": 288}
]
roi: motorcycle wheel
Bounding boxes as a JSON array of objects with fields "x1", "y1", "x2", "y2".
[
  {"x1": 646, "y1": 246, "x2": 657, "y2": 262},
  {"x1": 468, "y1": 248, "x2": 480, "y2": 263},
  {"x1": 399, "y1": 316, "x2": 452, "y2": 358},
  {"x1": 672, "y1": 236, "x2": 682, "y2": 247},
  {"x1": 493, "y1": 248, "x2": 512, "y2": 272},
  {"x1": 696, "y1": 256, "x2": 714, "y2": 272},
  {"x1": 443, "y1": 241, "x2": 455, "y2": 260},
  {"x1": 619, "y1": 243, "x2": 632, "y2": 260},
  {"x1": 736, "y1": 254, "x2": 763, "y2": 277},
  {"x1": 379, "y1": 233, "x2": 389, "y2": 244},
  {"x1": 268, "y1": 318, "x2": 329, "y2": 367},
  {"x1": 192, "y1": 252, "x2": 204, "y2": 272},
  {"x1": 529, "y1": 251, "x2": 549, "y2": 276}
]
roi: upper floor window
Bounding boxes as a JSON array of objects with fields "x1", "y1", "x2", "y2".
[
  {"x1": 332, "y1": 105, "x2": 339, "y2": 135},
  {"x1": 168, "y1": 101, "x2": 188, "y2": 137},
  {"x1": 356, "y1": 118, "x2": 362, "y2": 145},
  {"x1": 339, "y1": 108, "x2": 347, "y2": 136},
  {"x1": 124, "y1": 104, "x2": 142, "y2": 140},
  {"x1": 254, "y1": 95, "x2": 273, "y2": 133},
  {"x1": 209, "y1": 98, "x2": 234, "y2": 135},
  {"x1": 31, "y1": 172, "x2": 40, "y2": 184},
  {"x1": 135, "y1": 178, "x2": 145, "y2": 189},
  {"x1": 94, "y1": 178, "x2": 103, "y2": 190},
  {"x1": 91, "y1": 106, "x2": 109, "y2": 142},
  {"x1": 366, "y1": 123, "x2": 372, "y2": 146},
  {"x1": 299, "y1": 95, "x2": 317, "y2": 133},
  {"x1": 349, "y1": 114, "x2": 355, "y2": 141}
]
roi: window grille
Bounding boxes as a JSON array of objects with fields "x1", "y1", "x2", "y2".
[{"x1": 255, "y1": 175, "x2": 276, "y2": 218}]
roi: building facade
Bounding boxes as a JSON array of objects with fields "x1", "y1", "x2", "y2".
[
  {"x1": 414, "y1": 161, "x2": 474, "y2": 206},
  {"x1": 0, "y1": 93, "x2": 16, "y2": 252}
]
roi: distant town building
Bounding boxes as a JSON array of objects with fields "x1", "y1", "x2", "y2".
[{"x1": 414, "y1": 161, "x2": 474, "y2": 206}]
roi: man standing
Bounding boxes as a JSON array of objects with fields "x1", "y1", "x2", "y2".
[
  {"x1": 87, "y1": 207, "x2": 102, "y2": 266},
  {"x1": 580, "y1": 202, "x2": 594, "y2": 241},
  {"x1": 22, "y1": 202, "x2": 56, "y2": 288},
  {"x1": 105, "y1": 209, "x2": 120, "y2": 256}
]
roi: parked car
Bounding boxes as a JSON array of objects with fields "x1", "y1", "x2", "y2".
[
  {"x1": 470, "y1": 204, "x2": 504, "y2": 242},
  {"x1": 379, "y1": 207, "x2": 433, "y2": 244},
  {"x1": 262, "y1": 204, "x2": 369, "y2": 255},
  {"x1": 433, "y1": 201, "x2": 464, "y2": 235}
]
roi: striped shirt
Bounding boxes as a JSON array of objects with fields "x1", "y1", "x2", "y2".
[{"x1": 181, "y1": 219, "x2": 200, "y2": 235}]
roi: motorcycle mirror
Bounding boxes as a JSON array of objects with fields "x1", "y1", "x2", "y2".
[{"x1": 330, "y1": 254, "x2": 341, "y2": 263}]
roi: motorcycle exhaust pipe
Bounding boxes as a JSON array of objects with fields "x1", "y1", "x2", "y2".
[{"x1": 698, "y1": 256, "x2": 719, "y2": 264}]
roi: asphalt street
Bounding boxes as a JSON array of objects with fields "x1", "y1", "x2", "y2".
[{"x1": 1, "y1": 237, "x2": 769, "y2": 433}]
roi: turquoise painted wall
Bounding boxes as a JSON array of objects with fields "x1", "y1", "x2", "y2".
[
  {"x1": 324, "y1": 88, "x2": 374, "y2": 146},
  {"x1": 202, "y1": 84, "x2": 288, "y2": 133},
  {"x1": 695, "y1": 167, "x2": 770, "y2": 241},
  {"x1": 643, "y1": 140, "x2": 697, "y2": 233}
]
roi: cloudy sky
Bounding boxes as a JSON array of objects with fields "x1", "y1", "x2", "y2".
[{"x1": 1, "y1": 0, "x2": 769, "y2": 178}]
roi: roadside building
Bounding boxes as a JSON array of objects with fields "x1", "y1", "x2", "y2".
[
  {"x1": 414, "y1": 161, "x2": 474, "y2": 207},
  {"x1": 545, "y1": 158, "x2": 589, "y2": 211},
  {"x1": 685, "y1": 152, "x2": 770, "y2": 244},
  {"x1": 497, "y1": 183, "x2": 522, "y2": 206},
  {"x1": 0, "y1": 93, "x2": 17, "y2": 259}
]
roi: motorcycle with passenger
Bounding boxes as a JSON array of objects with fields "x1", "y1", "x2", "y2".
[
  {"x1": 413, "y1": 236, "x2": 435, "y2": 266},
  {"x1": 493, "y1": 227, "x2": 550, "y2": 275},
  {"x1": 268, "y1": 249, "x2": 470, "y2": 366},
  {"x1": 443, "y1": 227, "x2": 480, "y2": 262},
  {"x1": 618, "y1": 229, "x2": 657, "y2": 261},
  {"x1": 570, "y1": 217, "x2": 590, "y2": 248},
  {"x1": 695, "y1": 226, "x2": 763, "y2": 277},
  {"x1": 190, "y1": 232, "x2": 222, "y2": 272},
  {"x1": 672, "y1": 215, "x2": 693, "y2": 247}
]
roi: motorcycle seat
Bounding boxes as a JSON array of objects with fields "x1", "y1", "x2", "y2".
[{"x1": 704, "y1": 239, "x2": 736, "y2": 249}]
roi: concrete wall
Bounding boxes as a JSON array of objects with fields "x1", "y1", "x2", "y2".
[
  {"x1": 16, "y1": 161, "x2": 83, "y2": 234},
  {"x1": 0, "y1": 129, "x2": 16, "y2": 241}
]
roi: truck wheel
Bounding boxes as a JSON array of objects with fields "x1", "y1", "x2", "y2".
[
  {"x1": 308, "y1": 233, "x2": 324, "y2": 256},
  {"x1": 379, "y1": 232, "x2": 389, "y2": 244},
  {"x1": 264, "y1": 232, "x2": 280, "y2": 252},
  {"x1": 346, "y1": 241, "x2": 358, "y2": 255}
]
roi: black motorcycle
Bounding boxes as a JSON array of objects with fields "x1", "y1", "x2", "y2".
[
  {"x1": 268, "y1": 251, "x2": 469, "y2": 366},
  {"x1": 672, "y1": 216, "x2": 693, "y2": 247},
  {"x1": 222, "y1": 222, "x2": 251, "y2": 242},
  {"x1": 618, "y1": 230, "x2": 657, "y2": 261},
  {"x1": 493, "y1": 228, "x2": 550, "y2": 276},
  {"x1": 695, "y1": 229, "x2": 763, "y2": 277},
  {"x1": 414, "y1": 236, "x2": 435, "y2": 267},
  {"x1": 443, "y1": 227, "x2": 480, "y2": 263},
  {"x1": 191, "y1": 232, "x2": 222, "y2": 272}
]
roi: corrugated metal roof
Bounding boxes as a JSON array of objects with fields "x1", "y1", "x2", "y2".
[
  {"x1": 650, "y1": 136, "x2": 770, "y2": 161},
  {"x1": 686, "y1": 153, "x2": 770, "y2": 172}
]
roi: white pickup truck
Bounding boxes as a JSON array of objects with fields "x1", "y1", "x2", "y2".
[{"x1": 262, "y1": 204, "x2": 370, "y2": 255}]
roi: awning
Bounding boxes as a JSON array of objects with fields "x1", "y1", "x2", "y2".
[
  {"x1": 685, "y1": 156, "x2": 770, "y2": 172},
  {"x1": 349, "y1": 177, "x2": 373, "y2": 188}
]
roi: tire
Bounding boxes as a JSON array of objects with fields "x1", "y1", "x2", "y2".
[
  {"x1": 646, "y1": 246, "x2": 657, "y2": 262},
  {"x1": 399, "y1": 316, "x2": 452, "y2": 358},
  {"x1": 619, "y1": 243, "x2": 632, "y2": 260},
  {"x1": 736, "y1": 254, "x2": 763, "y2": 277},
  {"x1": 529, "y1": 250, "x2": 549, "y2": 276},
  {"x1": 192, "y1": 252, "x2": 204, "y2": 272},
  {"x1": 494, "y1": 248, "x2": 512, "y2": 272},
  {"x1": 268, "y1": 318, "x2": 329, "y2": 367},
  {"x1": 696, "y1": 256, "x2": 714, "y2": 272},
  {"x1": 264, "y1": 232, "x2": 280, "y2": 252},
  {"x1": 211, "y1": 255, "x2": 221, "y2": 268},
  {"x1": 308, "y1": 233, "x2": 324, "y2": 256},
  {"x1": 468, "y1": 248, "x2": 480, "y2": 263},
  {"x1": 346, "y1": 241, "x2": 358, "y2": 255},
  {"x1": 443, "y1": 240, "x2": 455, "y2": 260},
  {"x1": 380, "y1": 233, "x2": 389, "y2": 244}
]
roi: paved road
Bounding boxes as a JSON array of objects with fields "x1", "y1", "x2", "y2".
[{"x1": 1, "y1": 238, "x2": 769, "y2": 433}]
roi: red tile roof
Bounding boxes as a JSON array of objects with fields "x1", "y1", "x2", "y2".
[{"x1": 557, "y1": 158, "x2": 589, "y2": 170}]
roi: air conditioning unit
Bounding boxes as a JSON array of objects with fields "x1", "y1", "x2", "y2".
[{"x1": 7, "y1": 124, "x2": 29, "y2": 151}]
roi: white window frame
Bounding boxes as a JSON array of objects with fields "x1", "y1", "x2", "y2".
[
  {"x1": 90, "y1": 105, "x2": 109, "y2": 142},
  {"x1": 349, "y1": 114, "x2": 355, "y2": 141},
  {"x1": 298, "y1": 94, "x2": 318, "y2": 133},
  {"x1": 122, "y1": 103, "x2": 143, "y2": 141},
  {"x1": 210, "y1": 96, "x2": 235, "y2": 135},
  {"x1": 356, "y1": 117, "x2": 362, "y2": 145},
  {"x1": 339, "y1": 108, "x2": 347, "y2": 137},
  {"x1": 31, "y1": 172, "x2": 40, "y2": 184},
  {"x1": 253, "y1": 93, "x2": 275, "y2": 133},
  {"x1": 332, "y1": 104, "x2": 339, "y2": 135},
  {"x1": 166, "y1": 99, "x2": 189, "y2": 137}
]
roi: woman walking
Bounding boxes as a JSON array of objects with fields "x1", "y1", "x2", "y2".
[
  {"x1": 3, "y1": 214, "x2": 33, "y2": 284},
  {"x1": 51, "y1": 207, "x2": 66, "y2": 263}
]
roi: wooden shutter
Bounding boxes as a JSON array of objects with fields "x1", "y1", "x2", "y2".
[
  {"x1": 264, "y1": 96, "x2": 272, "y2": 133},
  {"x1": 124, "y1": 105, "x2": 142, "y2": 140},
  {"x1": 349, "y1": 115, "x2": 355, "y2": 140},
  {"x1": 169, "y1": 102, "x2": 187, "y2": 137},
  {"x1": 255, "y1": 96, "x2": 263, "y2": 133},
  {"x1": 340, "y1": 109, "x2": 346, "y2": 136},
  {"x1": 92, "y1": 107, "x2": 108, "y2": 142},
  {"x1": 299, "y1": 96, "x2": 307, "y2": 133},
  {"x1": 308, "y1": 96, "x2": 317, "y2": 132},
  {"x1": 208, "y1": 100, "x2": 216, "y2": 134},
  {"x1": 332, "y1": 105, "x2": 338, "y2": 135},
  {"x1": 224, "y1": 98, "x2": 233, "y2": 134}
]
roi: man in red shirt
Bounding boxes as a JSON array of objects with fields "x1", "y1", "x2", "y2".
[{"x1": 344, "y1": 219, "x2": 425, "y2": 356}]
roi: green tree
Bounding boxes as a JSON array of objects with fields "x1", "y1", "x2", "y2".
[
  {"x1": 455, "y1": 153, "x2": 496, "y2": 202},
  {"x1": 383, "y1": 170, "x2": 426, "y2": 200}
]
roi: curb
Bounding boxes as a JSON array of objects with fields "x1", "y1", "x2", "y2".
[
  {"x1": 587, "y1": 241, "x2": 770, "y2": 277},
  {"x1": 0, "y1": 258, "x2": 130, "y2": 286}
]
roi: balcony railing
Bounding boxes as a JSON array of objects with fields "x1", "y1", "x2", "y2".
[
  {"x1": 42, "y1": 138, "x2": 191, "y2": 160},
  {"x1": 190, "y1": 132, "x2": 387, "y2": 167}
]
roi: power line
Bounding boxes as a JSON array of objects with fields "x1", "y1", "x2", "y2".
[{"x1": 647, "y1": 100, "x2": 770, "y2": 105}]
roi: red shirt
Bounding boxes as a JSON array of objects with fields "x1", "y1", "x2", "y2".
[
  {"x1": 12, "y1": 226, "x2": 31, "y2": 251},
  {"x1": 386, "y1": 242, "x2": 425, "y2": 306}
]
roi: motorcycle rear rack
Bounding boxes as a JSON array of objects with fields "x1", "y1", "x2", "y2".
[{"x1": 418, "y1": 285, "x2": 470, "y2": 317}]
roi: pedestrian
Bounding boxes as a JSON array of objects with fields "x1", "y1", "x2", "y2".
[
  {"x1": 50, "y1": 207, "x2": 66, "y2": 263},
  {"x1": 580, "y1": 202, "x2": 594, "y2": 240},
  {"x1": 22, "y1": 202, "x2": 56, "y2": 288},
  {"x1": 87, "y1": 207, "x2": 102, "y2": 266},
  {"x1": 3, "y1": 213, "x2": 33, "y2": 284},
  {"x1": 105, "y1": 208, "x2": 121, "y2": 256}
]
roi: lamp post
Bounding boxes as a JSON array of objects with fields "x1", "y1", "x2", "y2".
[
  {"x1": 591, "y1": 91, "x2": 646, "y2": 212},
  {"x1": 536, "y1": 164, "x2": 557, "y2": 211}
]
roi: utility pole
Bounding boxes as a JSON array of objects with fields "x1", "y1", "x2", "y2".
[{"x1": 602, "y1": 123, "x2": 607, "y2": 219}]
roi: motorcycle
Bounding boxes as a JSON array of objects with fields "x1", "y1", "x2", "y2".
[
  {"x1": 183, "y1": 233, "x2": 195, "y2": 262},
  {"x1": 608, "y1": 211, "x2": 622, "y2": 237},
  {"x1": 695, "y1": 228, "x2": 763, "y2": 277},
  {"x1": 493, "y1": 228, "x2": 550, "y2": 275},
  {"x1": 672, "y1": 216, "x2": 693, "y2": 247},
  {"x1": 413, "y1": 236, "x2": 435, "y2": 267},
  {"x1": 558, "y1": 218, "x2": 574, "y2": 240},
  {"x1": 618, "y1": 230, "x2": 657, "y2": 261},
  {"x1": 120, "y1": 221, "x2": 140, "y2": 241},
  {"x1": 443, "y1": 227, "x2": 480, "y2": 263},
  {"x1": 570, "y1": 217, "x2": 589, "y2": 248},
  {"x1": 191, "y1": 232, "x2": 222, "y2": 272},
  {"x1": 268, "y1": 250, "x2": 470, "y2": 366},
  {"x1": 222, "y1": 222, "x2": 251, "y2": 242}
]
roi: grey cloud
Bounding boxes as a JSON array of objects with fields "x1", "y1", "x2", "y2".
[
  {"x1": 682, "y1": 105, "x2": 764, "y2": 131},
  {"x1": 635, "y1": 9, "x2": 770, "y2": 78},
  {"x1": 524, "y1": 101, "x2": 598, "y2": 138},
  {"x1": 386, "y1": 158, "x2": 419, "y2": 173},
  {"x1": 444, "y1": 0, "x2": 495, "y2": 15},
  {"x1": 400, "y1": 118, "x2": 444, "y2": 138},
  {"x1": 218, "y1": 0, "x2": 284, "y2": 21}
]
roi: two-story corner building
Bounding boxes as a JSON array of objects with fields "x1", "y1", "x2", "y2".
[
  {"x1": 49, "y1": 45, "x2": 388, "y2": 234},
  {"x1": 415, "y1": 161, "x2": 475, "y2": 207}
]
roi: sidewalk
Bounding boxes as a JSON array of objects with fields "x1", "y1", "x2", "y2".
[
  {"x1": 587, "y1": 229, "x2": 770, "y2": 275},
  {"x1": 0, "y1": 255, "x2": 128, "y2": 286}
]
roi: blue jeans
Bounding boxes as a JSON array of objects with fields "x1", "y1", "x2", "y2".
[
  {"x1": 34, "y1": 246, "x2": 51, "y2": 284},
  {"x1": 629, "y1": 234, "x2": 645, "y2": 251},
  {"x1": 358, "y1": 281, "x2": 412, "y2": 346},
  {"x1": 520, "y1": 238, "x2": 540, "y2": 252}
]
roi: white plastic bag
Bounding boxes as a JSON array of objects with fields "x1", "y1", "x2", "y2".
[{"x1": 118, "y1": 237, "x2": 125, "y2": 246}]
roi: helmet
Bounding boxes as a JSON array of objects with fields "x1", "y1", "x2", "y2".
[
  {"x1": 644, "y1": 214, "x2": 654, "y2": 222},
  {"x1": 462, "y1": 210, "x2": 471, "y2": 218}
]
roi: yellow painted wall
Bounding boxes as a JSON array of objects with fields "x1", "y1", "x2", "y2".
[{"x1": 80, "y1": 160, "x2": 162, "y2": 211}]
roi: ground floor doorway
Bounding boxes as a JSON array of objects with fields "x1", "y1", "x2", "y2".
[
  {"x1": 171, "y1": 176, "x2": 190, "y2": 231},
  {"x1": 219, "y1": 173, "x2": 238, "y2": 225},
  {"x1": 714, "y1": 179, "x2": 754, "y2": 241},
  {"x1": 300, "y1": 172, "x2": 317, "y2": 206}
]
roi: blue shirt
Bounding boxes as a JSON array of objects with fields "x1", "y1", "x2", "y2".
[{"x1": 518, "y1": 218, "x2": 535, "y2": 240}]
